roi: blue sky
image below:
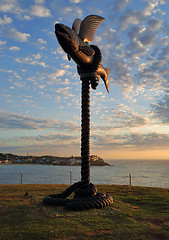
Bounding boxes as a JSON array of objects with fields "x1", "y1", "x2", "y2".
[{"x1": 0, "y1": 0, "x2": 169, "y2": 160}]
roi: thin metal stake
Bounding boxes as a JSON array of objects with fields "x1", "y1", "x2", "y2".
[
  {"x1": 129, "y1": 173, "x2": 132, "y2": 186},
  {"x1": 70, "y1": 169, "x2": 72, "y2": 185},
  {"x1": 21, "y1": 170, "x2": 23, "y2": 184}
]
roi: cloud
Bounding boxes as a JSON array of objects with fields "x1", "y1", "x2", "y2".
[
  {"x1": 157, "y1": 44, "x2": 169, "y2": 61},
  {"x1": 147, "y1": 17, "x2": 163, "y2": 31},
  {"x1": 114, "y1": 0, "x2": 130, "y2": 12},
  {"x1": 30, "y1": 4, "x2": 52, "y2": 17},
  {"x1": 126, "y1": 21, "x2": 161, "y2": 62},
  {"x1": 0, "y1": 40, "x2": 7, "y2": 51},
  {"x1": 151, "y1": 91, "x2": 169, "y2": 124},
  {"x1": 37, "y1": 38, "x2": 46, "y2": 44},
  {"x1": 0, "y1": 0, "x2": 51, "y2": 20},
  {"x1": 9, "y1": 46, "x2": 20, "y2": 51},
  {"x1": 119, "y1": 9, "x2": 141, "y2": 30},
  {"x1": 6, "y1": 28, "x2": 30, "y2": 42},
  {"x1": 125, "y1": 132, "x2": 169, "y2": 149},
  {"x1": 92, "y1": 132, "x2": 169, "y2": 149},
  {"x1": 55, "y1": 87, "x2": 75, "y2": 98},
  {"x1": 136, "y1": 18, "x2": 163, "y2": 47},
  {"x1": 53, "y1": 70, "x2": 66, "y2": 77},
  {"x1": 0, "y1": 0, "x2": 26, "y2": 19},
  {"x1": 143, "y1": 1, "x2": 159, "y2": 17},
  {"x1": 46, "y1": 69, "x2": 69, "y2": 84},
  {"x1": 0, "y1": 68, "x2": 12, "y2": 73},
  {"x1": 126, "y1": 27, "x2": 149, "y2": 60},
  {"x1": 0, "y1": 14, "x2": 12, "y2": 25},
  {"x1": 110, "y1": 105, "x2": 149, "y2": 128},
  {"x1": 20, "y1": 133, "x2": 77, "y2": 143},
  {"x1": 90, "y1": 104, "x2": 149, "y2": 132},
  {"x1": 0, "y1": 138, "x2": 80, "y2": 155},
  {"x1": 96, "y1": 1, "x2": 168, "y2": 96},
  {"x1": 70, "y1": 0, "x2": 82, "y2": 3},
  {"x1": 109, "y1": 57, "x2": 134, "y2": 92},
  {"x1": 60, "y1": 6, "x2": 83, "y2": 19},
  {"x1": 136, "y1": 39, "x2": 169, "y2": 91},
  {"x1": 0, "y1": 110, "x2": 79, "y2": 132},
  {"x1": 139, "y1": 32, "x2": 156, "y2": 46},
  {"x1": 35, "y1": 0, "x2": 45, "y2": 4},
  {"x1": 15, "y1": 53, "x2": 47, "y2": 68},
  {"x1": 0, "y1": 0, "x2": 20, "y2": 13},
  {"x1": 0, "y1": 40, "x2": 7, "y2": 45},
  {"x1": 34, "y1": 53, "x2": 41, "y2": 59},
  {"x1": 118, "y1": 1, "x2": 159, "y2": 29}
]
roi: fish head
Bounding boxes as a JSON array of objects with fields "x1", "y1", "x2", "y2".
[{"x1": 55, "y1": 23, "x2": 79, "y2": 54}]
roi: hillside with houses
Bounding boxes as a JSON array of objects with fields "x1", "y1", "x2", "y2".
[{"x1": 0, "y1": 153, "x2": 110, "y2": 166}]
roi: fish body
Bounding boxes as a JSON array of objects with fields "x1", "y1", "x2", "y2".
[
  {"x1": 55, "y1": 24, "x2": 94, "y2": 67},
  {"x1": 55, "y1": 15, "x2": 109, "y2": 93}
]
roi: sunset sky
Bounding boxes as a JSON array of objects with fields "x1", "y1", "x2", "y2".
[{"x1": 0, "y1": 0, "x2": 169, "y2": 160}]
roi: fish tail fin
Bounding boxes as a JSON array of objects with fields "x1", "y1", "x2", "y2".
[
  {"x1": 106, "y1": 67, "x2": 110, "y2": 79},
  {"x1": 105, "y1": 67, "x2": 110, "y2": 93}
]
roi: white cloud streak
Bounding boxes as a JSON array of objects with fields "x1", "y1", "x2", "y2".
[
  {"x1": 37, "y1": 38, "x2": 46, "y2": 44},
  {"x1": 114, "y1": 0, "x2": 130, "y2": 12},
  {"x1": 0, "y1": 14, "x2": 12, "y2": 25},
  {"x1": 92, "y1": 132, "x2": 169, "y2": 149},
  {"x1": 30, "y1": 4, "x2": 51, "y2": 17},
  {"x1": 9, "y1": 46, "x2": 20, "y2": 51},
  {"x1": 15, "y1": 53, "x2": 47, "y2": 68},
  {"x1": 6, "y1": 28, "x2": 30, "y2": 42},
  {"x1": 152, "y1": 90, "x2": 169, "y2": 124},
  {"x1": 0, "y1": 0, "x2": 21, "y2": 13},
  {"x1": 118, "y1": 1, "x2": 160, "y2": 30},
  {"x1": 0, "y1": 110, "x2": 79, "y2": 132},
  {"x1": 0, "y1": 40, "x2": 7, "y2": 45}
]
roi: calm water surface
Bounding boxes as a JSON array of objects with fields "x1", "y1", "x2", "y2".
[{"x1": 0, "y1": 160, "x2": 169, "y2": 188}]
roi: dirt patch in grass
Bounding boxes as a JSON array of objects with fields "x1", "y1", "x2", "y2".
[
  {"x1": 146, "y1": 218, "x2": 169, "y2": 227},
  {"x1": 86, "y1": 229, "x2": 115, "y2": 236}
]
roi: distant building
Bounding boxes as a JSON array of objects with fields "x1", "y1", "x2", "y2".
[{"x1": 90, "y1": 155, "x2": 102, "y2": 161}]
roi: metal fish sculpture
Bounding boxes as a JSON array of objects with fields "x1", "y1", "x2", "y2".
[{"x1": 55, "y1": 15, "x2": 110, "y2": 93}]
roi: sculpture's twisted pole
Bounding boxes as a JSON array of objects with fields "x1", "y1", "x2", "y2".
[
  {"x1": 81, "y1": 78, "x2": 90, "y2": 188},
  {"x1": 79, "y1": 45, "x2": 102, "y2": 189}
]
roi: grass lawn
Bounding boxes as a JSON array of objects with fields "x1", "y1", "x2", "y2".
[{"x1": 0, "y1": 184, "x2": 168, "y2": 240}]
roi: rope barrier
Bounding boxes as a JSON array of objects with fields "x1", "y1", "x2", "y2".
[
  {"x1": 131, "y1": 176, "x2": 145, "y2": 186},
  {"x1": 69, "y1": 174, "x2": 151, "y2": 187}
]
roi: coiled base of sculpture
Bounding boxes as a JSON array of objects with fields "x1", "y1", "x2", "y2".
[{"x1": 43, "y1": 181, "x2": 113, "y2": 210}]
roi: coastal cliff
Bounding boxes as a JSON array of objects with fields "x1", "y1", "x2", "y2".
[{"x1": 0, "y1": 153, "x2": 110, "y2": 166}]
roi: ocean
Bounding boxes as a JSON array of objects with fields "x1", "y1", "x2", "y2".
[{"x1": 0, "y1": 160, "x2": 169, "y2": 188}]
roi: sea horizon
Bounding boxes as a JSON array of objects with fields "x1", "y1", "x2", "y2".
[{"x1": 0, "y1": 159, "x2": 169, "y2": 188}]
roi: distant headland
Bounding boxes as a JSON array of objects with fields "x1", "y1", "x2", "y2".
[{"x1": 0, "y1": 153, "x2": 111, "y2": 166}]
